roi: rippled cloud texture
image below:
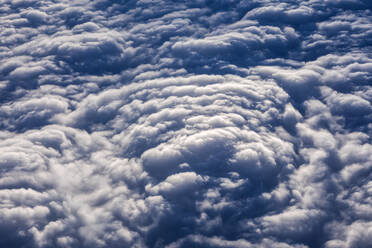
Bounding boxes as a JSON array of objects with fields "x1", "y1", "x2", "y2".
[{"x1": 1, "y1": 0, "x2": 372, "y2": 247}]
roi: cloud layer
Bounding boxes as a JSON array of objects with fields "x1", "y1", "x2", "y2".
[{"x1": 1, "y1": 0, "x2": 372, "y2": 247}]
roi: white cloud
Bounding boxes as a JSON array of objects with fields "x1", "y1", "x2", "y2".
[{"x1": 0, "y1": 0, "x2": 371, "y2": 247}]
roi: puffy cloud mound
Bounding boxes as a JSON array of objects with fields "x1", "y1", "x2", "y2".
[{"x1": 0, "y1": 0, "x2": 371, "y2": 247}]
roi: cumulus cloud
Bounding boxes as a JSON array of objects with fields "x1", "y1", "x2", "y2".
[{"x1": 0, "y1": 0, "x2": 371, "y2": 247}]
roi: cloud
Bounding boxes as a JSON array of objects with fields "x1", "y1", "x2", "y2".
[{"x1": 0, "y1": 0, "x2": 371, "y2": 247}]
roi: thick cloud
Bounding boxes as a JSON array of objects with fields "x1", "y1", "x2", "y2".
[{"x1": 1, "y1": 0, "x2": 371, "y2": 248}]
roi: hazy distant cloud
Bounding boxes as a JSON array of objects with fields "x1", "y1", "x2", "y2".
[{"x1": 0, "y1": 0, "x2": 371, "y2": 247}]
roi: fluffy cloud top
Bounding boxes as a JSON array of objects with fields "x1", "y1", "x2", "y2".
[{"x1": 0, "y1": 0, "x2": 371, "y2": 247}]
